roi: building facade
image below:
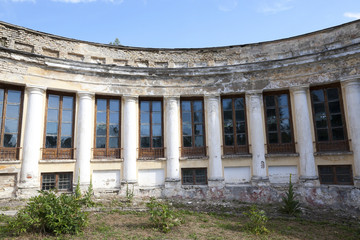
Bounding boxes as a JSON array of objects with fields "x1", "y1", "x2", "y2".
[{"x1": 0, "y1": 20, "x2": 360, "y2": 208}]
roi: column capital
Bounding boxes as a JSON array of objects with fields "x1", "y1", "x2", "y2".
[
  {"x1": 163, "y1": 95, "x2": 180, "y2": 100},
  {"x1": 25, "y1": 84, "x2": 47, "y2": 94},
  {"x1": 204, "y1": 93, "x2": 220, "y2": 100},
  {"x1": 245, "y1": 89, "x2": 263, "y2": 96},
  {"x1": 123, "y1": 94, "x2": 139, "y2": 101},
  {"x1": 77, "y1": 91, "x2": 94, "y2": 99},
  {"x1": 290, "y1": 85, "x2": 310, "y2": 94},
  {"x1": 341, "y1": 77, "x2": 360, "y2": 87},
  {"x1": 340, "y1": 75, "x2": 360, "y2": 84}
]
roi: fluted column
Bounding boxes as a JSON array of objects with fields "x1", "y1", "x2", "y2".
[
  {"x1": 291, "y1": 86, "x2": 318, "y2": 185},
  {"x1": 123, "y1": 95, "x2": 138, "y2": 183},
  {"x1": 341, "y1": 78, "x2": 360, "y2": 187},
  {"x1": 75, "y1": 91, "x2": 94, "y2": 188},
  {"x1": 205, "y1": 94, "x2": 224, "y2": 185},
  {"x1": 165, "y1": 96, "x2": 180, "y2": 182},
  {"x1": 246, "y1": 91, "x2": 268, "y2": 184},
  {"x1": 20, "y1": 85, "x2": 46, "y2": 190}
]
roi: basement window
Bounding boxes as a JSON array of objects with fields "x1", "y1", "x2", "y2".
[
  {"x1": 181, "y1": 168, "x2": 207, "y2": 185},
  {"x1": 41, "y1": 172, "x2": 73, "y2": 191},
  {"x1": 318, "y1": 165, "x2": 353, "y2": 185}
]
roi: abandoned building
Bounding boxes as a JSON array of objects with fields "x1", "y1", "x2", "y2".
[{"x1": 0, "y1": 20, "x2": 359, "y2": 208}]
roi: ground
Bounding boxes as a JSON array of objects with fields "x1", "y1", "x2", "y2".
[{"x1": 0, "y1": 196, "x2": 359, "y2": 239}]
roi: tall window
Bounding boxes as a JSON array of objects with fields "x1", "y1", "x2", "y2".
[
  {"x1": 310, "y1": 84, "x2": 349, "y2": 152},
  {"x1": 0, "y1": 86, "x2": 23, "y2": 160},
  {"x1": 94, "y1": 97, "x2": 121, "y2": 159},
  {"x1": 221, "y1": 96, "x2": 248, "y2": 155},
  {"x1": 181, "y1": 99, "x2": 206, "y2": 157},
  {"x1": 264, "y1": 92, "x2": 295, "y2": 153},
  {"x1": 43, "y1": 92, "x2": 75, "y2": 159},
  {"x1": 139, "y1": 99, "x2": 163, "y2": 158}
]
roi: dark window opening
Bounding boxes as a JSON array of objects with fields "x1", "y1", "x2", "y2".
[
  {"x1": 41, "y1": 172, "x2": 73, "y2": 191},
  {"x1": 318, "y1": 165, "x2": 353, "y2": 185},
  {"x1": 181, "y1": 168, "x2": 207, "y2": 185}
]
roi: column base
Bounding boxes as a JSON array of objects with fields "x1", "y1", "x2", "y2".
[
  {"x1": 208, "y1": 178, "x2": 225, "y2": 187},
  {"x1": 17, "y1": 183, "x2": 40, "y2": 199},
  {"x1": 353, "y1": 176, "x2": 360, "y2": 188},
  {"x1": 120, "y1": 181, "x2": 138, "y2": 197},
  {"x1": 73, "y1": 183, "x2": 90, "y2": 192},
  {"x1": 299, "y1": 176, "x2": 319, "y2": 187},
  {"x1": 251, "y1": 176, "x2": 270, "y2": 186},
  {"x1": 165, "y1": 178, "x2": 181, "y2": 188}
]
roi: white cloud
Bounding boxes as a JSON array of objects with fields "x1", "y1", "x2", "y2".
[
  {"x1": 258, "y1": 0, "x2": 294, "y2": 14},
  {"x1": 217, "y1": 0, "x2": 238, "y2": 12},
  {"x1": 344, "y1": 12, "x2": 360, "y2": 19},
  {"x1": 51, "y1": 0, "x2": 123, "y2": 3}
]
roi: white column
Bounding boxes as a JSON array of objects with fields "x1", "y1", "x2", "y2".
[
  {"x1": 75, "y1": 91, "x2": 94, "y2": 188},
  {"x1": 205, "y1": 95, "x2": 224, "y2": 183},
  {"x1": 246, "y1": 91, "x2": 268, "y2": 182},
  {"x1": 341, "y1": 78, "x2": 360, "y2": 187},
  {"x1": 123, "y1": 95, "x2": 138, "y2": 183},
  {"x1": 291, "y1": 86, "x2": 318, "y2": 183},
  {"x1": 20, "y1": 85, "x2": 46, "y2": 188},
  {"x1": 165, "y1": 96, "x2": 180, "y2": 181}
]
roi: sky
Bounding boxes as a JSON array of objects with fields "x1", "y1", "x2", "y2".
[{"x1": 0, "y1": 0, "x2": 360, "y2": 48}]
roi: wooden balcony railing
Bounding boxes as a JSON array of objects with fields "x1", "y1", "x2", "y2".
[
  {"x1": 92, "y1": 148, "x2": 122, "y2": 159},
  {"x1": 138, "y1": 147, "x2": 164, "y2": 159},
  {"x1": 222, "y1": 145, "x2": 248, "y2": 155},
  {"x1": 0, "y1": 147, "x2": 21, "y2": 161},
  {"x1": 316, "y1": 140, "x2": 350, "y2": 152},
  {"x1": 42, "y1": 148, "x2": 75, "y2": 160},
  {"x1": 267, "y1": 143, "x2": 295, "y2": 154},
  {"x1": 181, "y1": 146, "x2": 207, "y2": 158}
]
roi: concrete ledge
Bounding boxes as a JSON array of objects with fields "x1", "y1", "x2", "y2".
[{"x1": 314, "y1": 151, "x2": 353, "y2": 156}]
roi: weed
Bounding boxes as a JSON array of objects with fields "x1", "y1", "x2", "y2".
[
  {"x1": 126, "y1": 183, "x2": 135, "y2": 203},
  {"x1": 243, "y1": 205, "x2": 269, "y2": 235},
  {"x1": 280, "y1": 174, "x2": 301, "y2": 216},
  {"x1": 188, "y1": 232, "x2": 199, "y2": 239}
]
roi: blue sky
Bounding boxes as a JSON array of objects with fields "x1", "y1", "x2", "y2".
[{"x1": 0, "y1": 0, "x2": 359, "y2": 48}]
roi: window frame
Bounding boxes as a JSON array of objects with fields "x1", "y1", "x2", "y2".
[
  {"x1": 221, "y1": 95, "x2": 249, "y2": 155},
  {"x1": 41, "y1": 172, "x2": 73, "y2": 191},
  {"x1": 181, "y1": 168, "x2": 207, "y2": 185},
  {"x1": 0, "y1": 84, "x2": 24, "y2": 160},
  {"x1": 180, "y1": 97, "x2": 206, "y2": 157},
  {"x1": 310, "y1": 83, "x2": 349, "y2": 152},
  {"x1": 42, "y1": 91, "x2": 76, "y2": 160},
  {"x1": 318, "y1": 165, "x2": 353, "y2": 185},
  {"x1": 93, "y1": 95, "x2": 121, "y2": 159},
  {"x1": 138, "y1": 97, "x2": 164, "y2": 159},
  {"x1": 263, "y1": 91, "x2": 296, "y2": 154}
]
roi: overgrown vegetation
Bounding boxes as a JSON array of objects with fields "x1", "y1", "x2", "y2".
[
  {"x1": 280, "y1": 174, "x2": 301, "y2": 216},
  {"x1": 109, "y1": 38, "x2": 121, "y2": 46},
  {"x1": 146, "y1": 197, "x2": 183, "y2": 233},
  {"x1": 125, "y1": 183, "x2": 134, "y2": 203},
  {"x1": 243, "y1": 205, "x2": 269, "y2": 235}
]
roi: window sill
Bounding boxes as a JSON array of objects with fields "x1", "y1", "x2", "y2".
[
  {"x1": 137, "y1": 157, "x2": 166, "y2": 162},
  {"x1": 39, "y1": 159, "x2": 76, "y2": 163},
  {"x1": 314, "y1": 151, "x2": 353, "y2": 156},
  {"x1": 180, "y1": 156, "x2": 209, "y2": 161},
  {"x1": 222, "y1": 154, "x2": 252, "y2": 159},
  {"x1": 265, "y1": 153, "x2": 299, "y2": 158},
  {"x1": 0, "y1": 160, "x2": 20, "y2": 164},
  {"x1": 91, "y1": 158, "x2": 123, "y2": 163},
  {"x1": 181, "y1": 184, "x2": 208, "y2": 189}
]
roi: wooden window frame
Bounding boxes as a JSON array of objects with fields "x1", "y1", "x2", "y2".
[
  {"x1": 263, "y1": 91, "x2": 295, "y2": 154},
  {"x1": 181, "y1": 168, "x2": 207, "y2": 185},
  {"x1": 93, "y1": 95, "x2": 121, "y2": 159},
  {"x1": 42, "y1": 91, "x2": 76, "y2": 160},
  {"x1": 318, "y1": 165, "x2": 353, "y2": 185},
  {"x1": 310, "y1": 83, "x2": 349, "y2": 152},
  {"x1": 139, "y1": 97, "x2": 164, "y2": 159},
  {"x1": 221, "y1": 95, "x2": 249, "y2": 155},
  {"x1": 180, "y1": 97, "x2": 206, "y2": 158},
  {"x1": 0, "y1": 84, "x2": 24, "y2": 161},
  {"x1": 41, "y1": 172, "x2": 73, "y2": 191}
]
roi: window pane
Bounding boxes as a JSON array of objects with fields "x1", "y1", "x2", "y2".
[
  {"x1": 225, "y1": 134, "x2": 234, "y2": 146},
  {"x1": 311, "y1": 90, "x2": 324, "y2": 102},
  {"x1": 7, "y1": 90, "x2": 21, "y2": 104},
  {"x1": 194, "y1": 124, "x2": 203, "y2": 135},
  {"x1": 140, "y1": 125, "x2": 150, "y2": 136},
  {"x1": 5, "y1": 105, "x2": 19, "y2": 119},
  {"x1": 109, "y1": 99, "x2": 119, "y2": 111},
  {"x1": 314, "y1": 103, "x2": 326, "y2": 115},
  {"x1": 109, "y1": 137, "x2": 119, "y2": 148},
  {"x1": 4, "y1": 119, "x2": 18, "y2": 133},
  {"x1": 0, "y1": 89, "x2": 4, "y2": 102},
  {"x1": 47, "y1": 109, "x2": 59, "y2": 122},
  {"x1": 193, "y1": 112, "x2": 203, "y2": 123},
  {"x1": 268, "y1": 133, "x2": 278, "y2": 144},
  {"x1": 152, "y1": 112, "x2": 161, "y2": 124},
  {"x1": 42, "y1": 174, "x2": 56, "y2": 190},
  {"x1": 61, "y1": 137, "x2": 72, "y2": 148},
  {"x1": 96, "y1": 112, "x2": 106, "y2": 124},
  {"x1": 61, "y1": 123, "x2": 72, "y2": 136},
  {"x1": 46, "y1": 136, "x2": 57, "y2": 148},
  {"x1": 110, "y1": 112, "x2": 119, "y2": 124},
  {"x1": 278, "y1": 94, "x2": 288, "y2": 107},
  {"x1": 280, "y1": 119, "x2": 290, "y2": 131},
  {"x1": 332, "y1": 128, "x2": 345, "y2": 140},
  {"x1": 152, "y1": 137, "x2": 162, "y2": 148},
  {"x1": 235, "y1": 110, "x2": 245, "y2": 122},
  {"x1": 48, "y1": 95, "x2": 60, "y2": 109},
  {"x1": 236, "y1": 122, "x2": 246, "y2": 133},
  {"x1": 182, "y1": 112, "x2": 191, "y2": 123},
  {"x1": 328, "y1": 102, "x2": 340, "y2": 114},
  {"x1": 141, "y1": 137, "x2": 150, "y2": 148},
  {"x1": 182, "y1": 124, "x2": 192, "y2": 136},
  {"x1": 97, "y1": 99, "x2": 106, "y2": 111},
  {"x1": 268, "y1": 123, "x2": 277, "y2": 131},
  {"x1": 223, "y1": 111, "x2": 232, "y2": 121},
  {"x1": 58, "y1": 174, "x2": 72, "y2": 190},
  {"x1": 317, "y1": 129, "x2": 329, "y2": 141},
  {"x1": 62, "y1": 110, "x2": 72, "y2": 122},
  {"x1": 330, "y1": 114, "x2": 343, "y2": 127},
  {"x1": 182, "y1": 101, "x2": 191, "y2": 111},
  {"x1": 46, "y1": 122, "x2": 58, "y2": 135},
  {"x1": 152, "y1": 101, "x2": 161, "y2": 111},
  {"x1": 237, "y1": 134, "x2": 246, "y2": 145},
  {"x1": 234, "y1": 98, "x2": 244, "y2": 110},
  {"x1": 193, "y1": 101, "x2": 202, "y2": 112},
  {"x1": 222, "y1": 99, "x2": 232, "y2": 111},
  {"x1": 195, "y1": 136, "x2": 204, "y2": 147},
  {"x1": 62, "y1": 96, "x2": 73, "y2": 109},
  {"x1": 182, "y1": 169, "x2": 193, "y2": 184},
  {"x1": 183, "y1": 136, "x2": 192, "y2": 147},
  {"x1": 141, "y1": 112, "x2": 150, "y2": 124},
  {"x1": 265, "y1": 96, "x2": 275, "y2": 107},
  {"x1": 279, "y1": 107, "x2": 289, "y2": 119},
  {"x1": 3, "y1": 134, "x2": 17, "y2": 147},
  {"x1": 224, "y1": 121, "x2": 233, "y2": 134},
  {"x1": 266, "y1": 109, "x2": 276, "y2": 117},
  {"x1": 195, "y1": 169, "x2": 206, "y2": 184},
  {"x1": 281, "y1": 131, "x2": 291, "y2": 143},
  {"x1": 152, "y1": 125, "x2": 162, "y2": 137},
  {"x1": 327, "y1": 88, "x2": 339, "y2": 101},
  {"x1": 140, "y1": 101, "x2": 149, "y2": 111},
  {"x1": 109, "y1": 125, "x2": 119, "y2": 137},
  {"x1": 96, "y1": 124, "x2": 106, "y2": 136},
  {"x1": 96, "y1": 137, "x2": 106, "y2": 148},
  {"x1": 315, "y1": 114, "x2": 327, "y2": 128}
]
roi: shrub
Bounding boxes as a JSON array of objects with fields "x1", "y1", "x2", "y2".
[
  {"x1": 243, "y1": 205, "x2": 269, "y2": 235},
  {"x1": 7, "y1": 190, "x2": 89, "y2": 236},
  {"x1": 280, "y1": 174, "x2": 301, "y2": 216},
  {"x1": 146, "y1": 197, "x2": 183, "y2": 233}
]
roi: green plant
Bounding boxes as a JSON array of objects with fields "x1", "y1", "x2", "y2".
[
  {"x1": 6, "y1": 190, "x2": 89, "y2": 236},
  {"x1": 82, "y1": 178, "x2": 96, "y2": 207},
  {"x1": 280, "y1": 174, "x2": 301, "y2": 216},
  {"x1": 125, "y1": 183, "x2": 134, "y2": 203},
  {"x1": 243, "y1": 205, "x2": 269, "y2": 235},
  {"x1": 146, "y1": 197, "x2": 183, "y2": 233}
]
